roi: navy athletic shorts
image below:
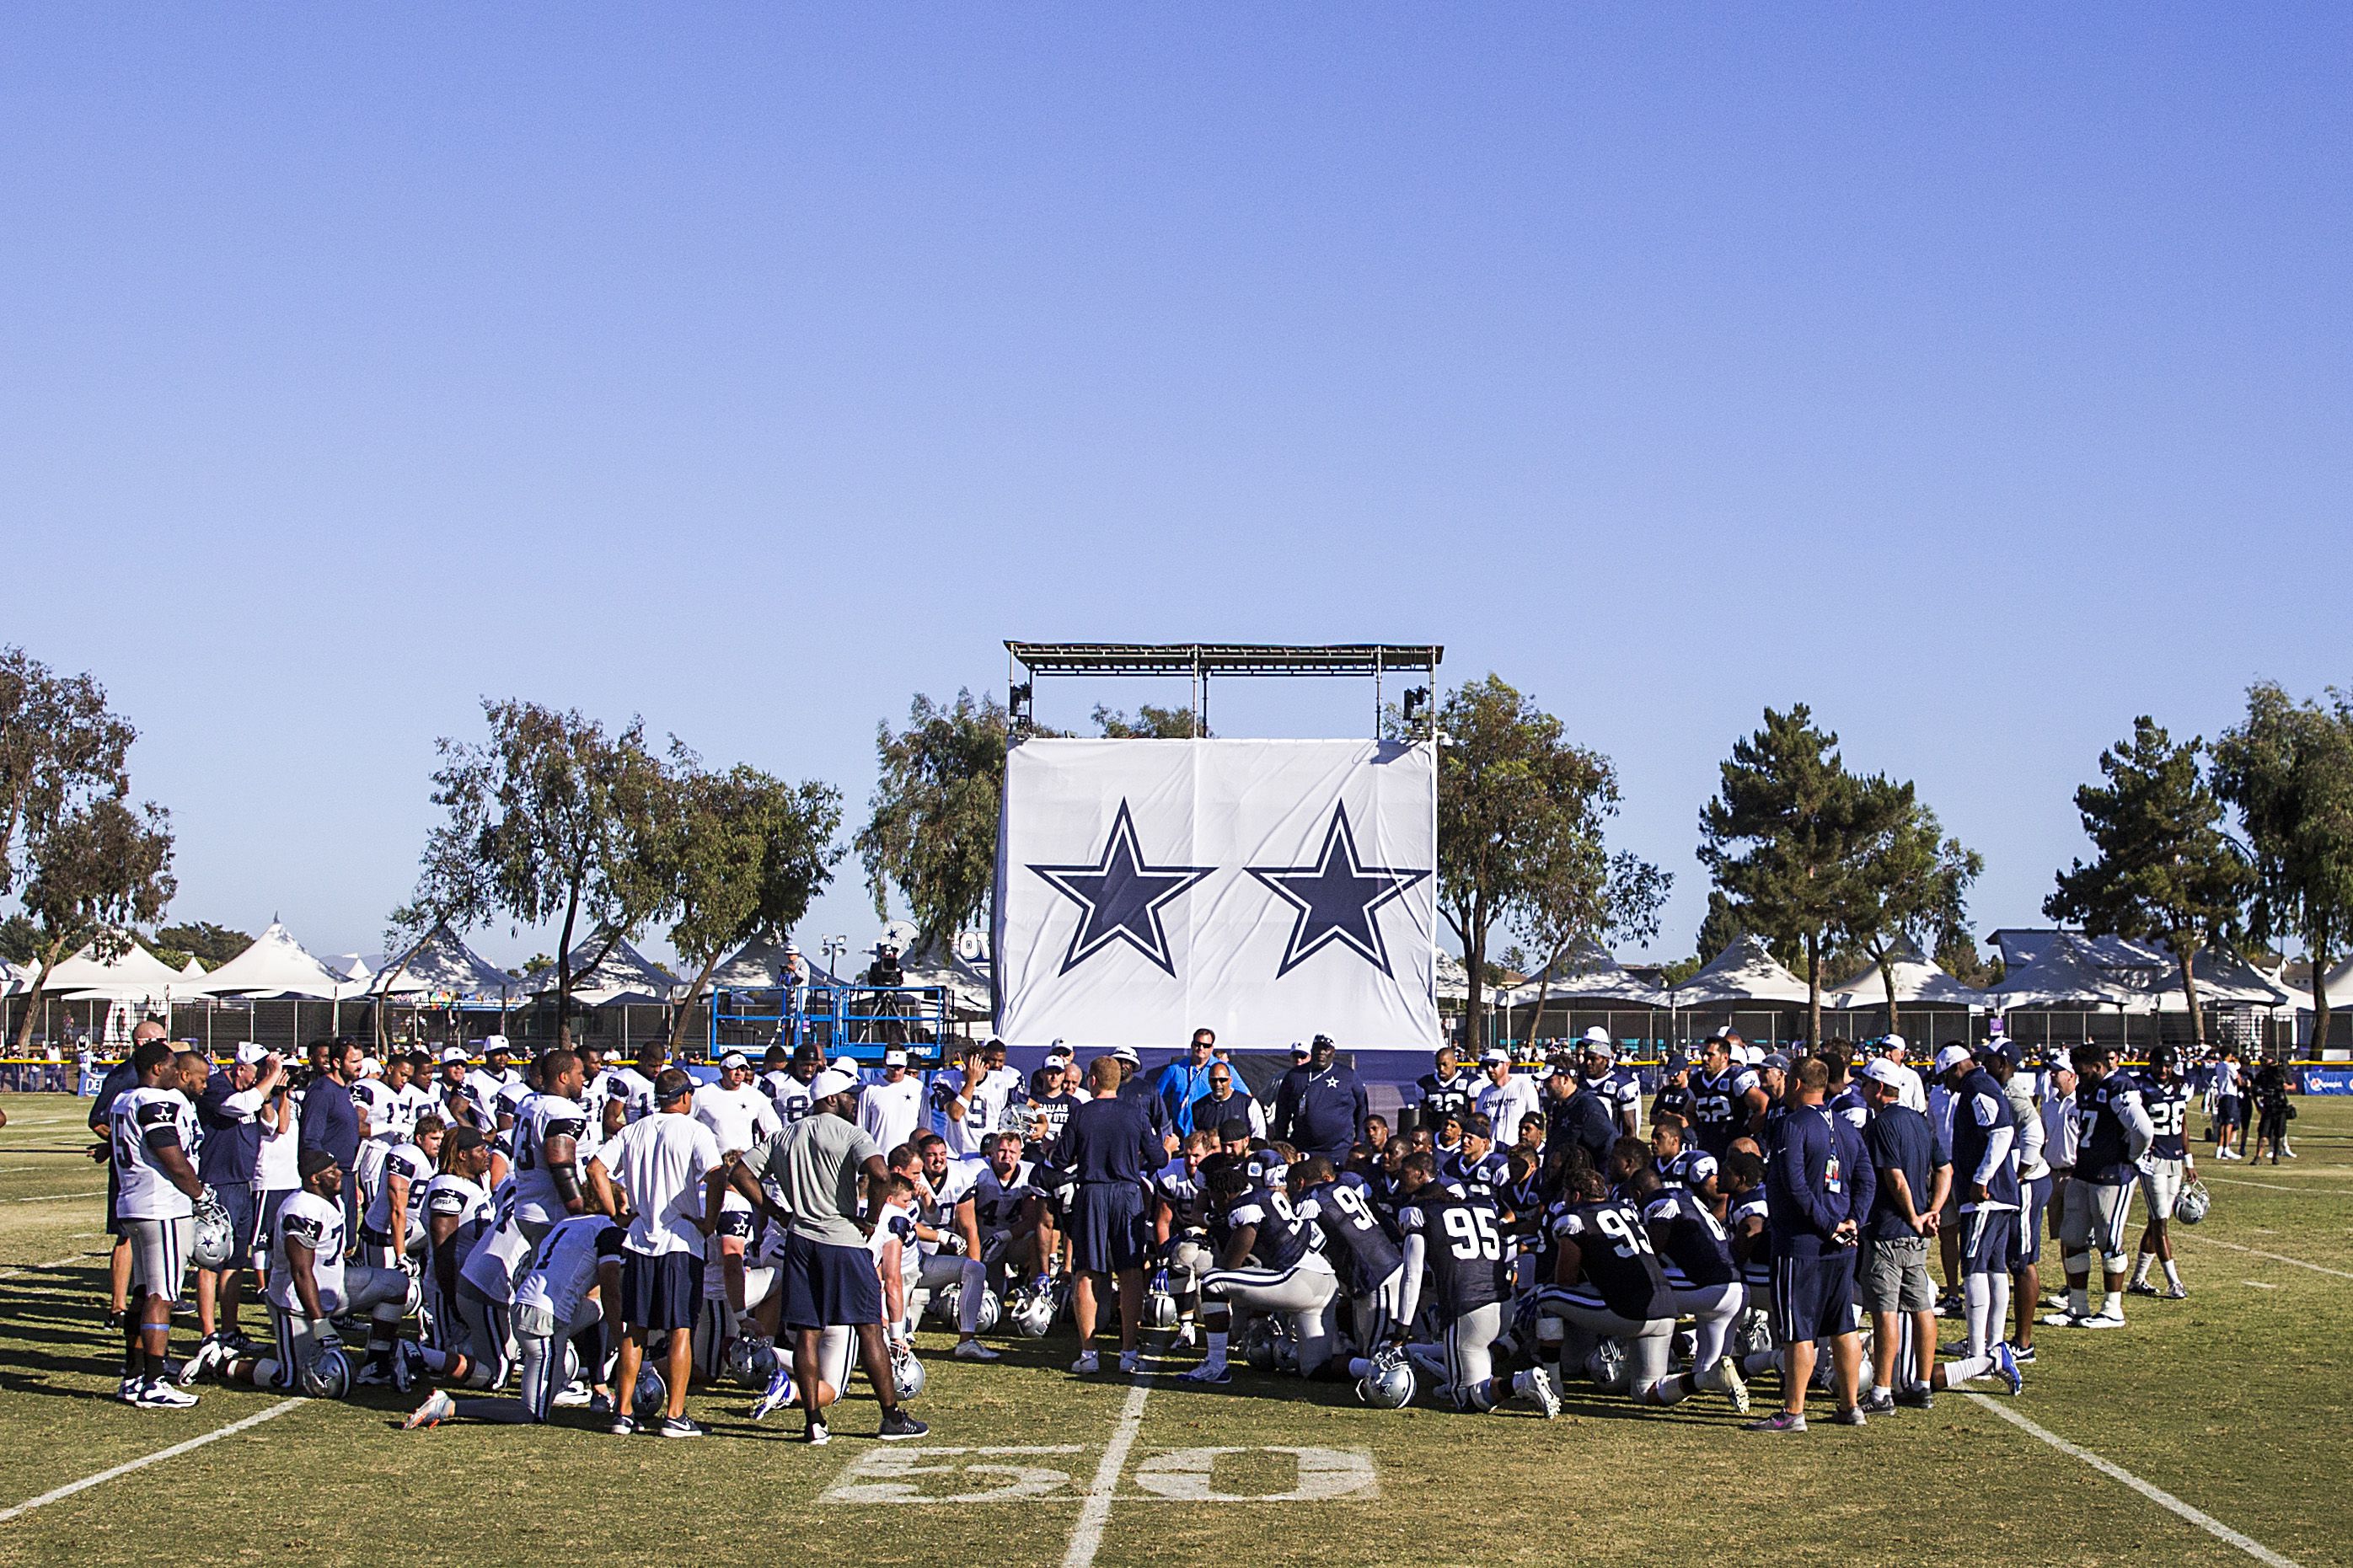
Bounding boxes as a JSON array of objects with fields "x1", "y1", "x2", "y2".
[
  {"x1": 1771, "y1": 1250, "x2": 1857, "y2": 1346},
  {"x1": 209, "y1": 1182, "x2": 257, "y2": 1271},
  {"x1": 1069, "y1": 1181, "x2": 1150, "y2": 1274},
  {"x1": 1959, "y1": 1207, "x2": 2017, "y2": 1276},
  {"x1": 619, "y1": 1248, "x2": 701, "y2": 1332},
  {"x1": 780, "y1": 1231, "x2": 882, "y2": 1330}
]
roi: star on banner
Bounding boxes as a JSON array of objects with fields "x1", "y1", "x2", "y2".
[
  {"x1": 1029, "y1": 799, "x2": 1213, "y2": 978},
  {"x1": 1246, "y1": 802, "x2": 1430, "y2": 979}
]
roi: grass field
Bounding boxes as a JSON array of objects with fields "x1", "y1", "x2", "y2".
[{"x1": 0, "y1": 1091, "x2": 2345, "y2": 1568}]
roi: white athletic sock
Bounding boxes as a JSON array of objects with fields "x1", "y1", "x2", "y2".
[
  {"x1": 2100, "y1": 1290, "x2": 2124, "y2": 1319},
  {"x1": 1943, "y1": 1352, "x2": 1993, "y2": 1384},
  {"x1": 1964, "y1": 1274, "x2": 1992, "y2": 1358},
  {"x1": 2163, "y1": 1260, "x2": 2182, "y2": 1289},
  {"x1": 1203, "y1": 1330, "x2": 1228, "y2": 1368},
  {"x1": 1649, "y1": 1373, "x2": 1694, "y2": 1406},
  {"x1": 2131, "y1": 1253, "x2": 2152, "y2": 1286},
  {"x1": 1986, "y1": 1274, "x2": 2012, "y2": 1348}
]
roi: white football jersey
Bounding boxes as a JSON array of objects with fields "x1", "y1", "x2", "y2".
[
  {"x1": 514, "y1": 1212, "x2": 621, "y2": 1325},
  {"x1": 764, "y1": 1069, "x2": 814, "y2": 1125},
  {"x1": 511, "y1": 1093, "x2": 597, "y2": 1225},
  {"x1": 362, "y1": 1140, "x2": 437, "y2": 1239},
  {"x1": 110, "y1": 1085, "x2": 199, "y2": 1221},
  {"x1": 421, "y1": 1172, "x2": 494, "y2": 1265},
  {"x1": 460, "y1": 1180, "x2": 531, "y2": 1302},
  {"x1": 266, "y1": 1189, "x2": 348, "y2": 1311}
]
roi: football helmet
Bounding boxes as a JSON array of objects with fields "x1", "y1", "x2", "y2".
[
  {"x1": 1244, "y1": 1320, "x2": 1280, "y2": 1373},
  {"x1": 973, "y1": 1287, "x2": 1003, "y2": 1335},
  {"x1": 1010, "y1": 1286, "x2": 1056, "y2": 1338},
  {"x1": 190, "y1": 1192, "x2": 237, "y2": 1271},
  {"x1": 302, "y1": 1347, "x2": 352, "y2": 1400},
  {"x1": 890, "y1": 1344, "x2": 927, "y2": 1401},
  {"x1": 930, "y1": 1282, "x2": 962, "y2": 1325},
  {"x1": 1356, "y1": 1347, "x2": 1416, "y2": 1409},
  {"x1": 1585, "y1": 1336, "x2": 1627, "y2": 1393},
  {"x1": 633, "y1": 1365, "x2": 667, "y2": 1420},
  {"x1": 1144, "y1": 1282, "x2": 1178, "y2": 1331},
  {"x1": 2174, "y1": 1178, "x2": 2211, "y2": 1224}
]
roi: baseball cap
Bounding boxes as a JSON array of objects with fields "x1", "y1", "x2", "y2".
[
  {"x1": 359, "y1": 1056, "x2": 383, "y2": 1078},
  {"x1": 810, "y1": 1068, "x2": 860, "y2": 1100},
  {"x1": 1289, "y1": 1041, "x2": 1310, "y2": 1057},
  {"x1": 1660, "y1": 1052, "x2": 1689, "y2": 1076},
  {"x1": 482, "y1": 1035, "x2": 511, "y2": 1054},
  {"x1": 1761, "y1": 1052, "x2": 1790, "y2": 1071},
  {"x1": 447, "y1": 1126, "x2": 488, "y2": 1153},
  {"x1": 1860, "y1": 1058, "x2": 1906, "y2": 1089},
  {"x1": 233, "y1": 1042, "x2": 269, "y2": 1066},
  {"x1": 1109, "y1": 1044, "x2": 1140, "y2": 1064},
  {"x1": 1579, "y1": 1026, "x2": 1614, "y2": 1049},
  {"x1": 1878, "y1": 1033, "x2": 1908, "y2": 1056},
  {"x1": 1480, "y1": 1046, "x2": 1509, "y2": 1065},
  {"x1": 718, "y1": 1051, "x2": 751, "y2": 1071},
  {"x1": 882, "y1": 1046, "x2": 909, "y2": 1067},
  {"x1": 1974, "y1": 1039, "x2": 2021, "y2": 1068},
  {"x1": 440, "y1": 1045, "x2": 469, "y2": 1064},
  {"x1": 1932, "y1": 1044, "x2": 1972, "y2": 1074}
]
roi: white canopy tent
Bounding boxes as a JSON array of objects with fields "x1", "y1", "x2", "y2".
[
  {"x1": 1985, "y1": 933, "x2": 2147, "y2": 1011},
  {"x1": 705, "y1": 933, "x2": 798, "y2": 993},
  {"x1": 1508, "y1": 937, "x2": 1664, "y2": 1006},
  {"x1": 543, "y1": 934, "x2": 681, "y2": 1007},
  {"x1": 1825, "y1": 942, "x2": 1987, "y2": 1010},
  {"x1": 1671, "y1": 934, "x2": 1813, "y2": 1007},
  {"x1": 48, "y1": 936, "x2": 201, "y2": 1006},
  {"x1": 1990, "y1": 929, "x2": 2287, "y2": 1012},
  {"x1": 372, "y1": 924, "x2": 516, "y2": 1003},
  {"x1": 188, "y1": 921, "x2": 362, "y2": 1000}
]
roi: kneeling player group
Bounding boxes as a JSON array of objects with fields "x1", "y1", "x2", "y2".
[{"x1": 105, "y1": 1018, "x2": 2209, "y2": 1441}]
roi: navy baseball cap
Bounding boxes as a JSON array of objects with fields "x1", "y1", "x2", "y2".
[{"x1": 1974, "y1": 1039, "x2": 2021, "y2": 1068}]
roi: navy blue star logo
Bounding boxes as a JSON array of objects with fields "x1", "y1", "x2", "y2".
[
  {"x1": 1029, "y1": 800, "x2": 1213, "y2": 977},
  {"x1": 1247, "y1": 803, "x2": 1429, "y2": 978}
]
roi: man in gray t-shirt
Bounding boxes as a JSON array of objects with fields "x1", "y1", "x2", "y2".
[{"x1": 732, "y1": 1067, "x2": 925, "y2": 1446}]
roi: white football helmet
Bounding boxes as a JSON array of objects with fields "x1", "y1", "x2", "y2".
[
  {"x1": 1010, "y1": 1287, "x2": 1056, "y2": 1338},
  {"x1": 302, "y1": 1347, "x2": 352, "y2": 1400},
  {"x1": 891, "y1": 1344, "x2": 927, "y2": 1401},
  {"x1": 1356, "y1": 1347, "x2": 1416, "y2": 1409},
  {"x1": 2174, "y1": 1178, "x2": 2211, "y2": 1224},
  {"x1": 190, "y1": 1193, "x2": 237, "y2": 1272},
  {"x1": 973, "y1": 1287, "x2": 1003, "y2": 1335}
]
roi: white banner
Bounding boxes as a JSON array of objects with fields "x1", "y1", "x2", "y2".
[{"x1": 993, "y1": 738, "x2": 1439, "y2": 1050}]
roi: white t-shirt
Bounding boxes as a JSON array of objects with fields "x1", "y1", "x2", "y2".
[
  {"x1": 593, "y1": 1113, "x2": 724, "y2": 1259},
  {"x1": 110, "y1": 1086, "x2": 198, "y2": 1221},
  {"x1": 693, "y1": 1082, "x2": 782, "y2": 1156},
  {"x1": 1474, "y1": 1074, "x2": 1541, "y2": 1147},
  {"x1": 256, "y1": 1090, "x2": 301, "y2": 1191},
  {"x1": 266, "y1": 1190, "x2": 347, "y2": 1312},
  {"x1": 1879, "y1": 1058, "x2": 1929, "y2": 1114},
  {"x1": 859, "y1": 1074, "x2": 925, "y2": 1155}
]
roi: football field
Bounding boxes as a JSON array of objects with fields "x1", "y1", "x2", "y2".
[{"x1": 0, "y1": 1091, "x2": 2345, "y2": 1568}]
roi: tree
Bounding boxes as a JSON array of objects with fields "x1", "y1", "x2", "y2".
[
  {"x1": 1421, "y1": 675, "x2": 1630, "y2": 1052},
  {"x1": 651, "y1": 754, "x2": 844, "y2": 1054},
  {"x1": 1935, "y1": 928, "x2": 2001, "y2": 989},
  {"x1": 0, "y1": 647, "x2": 137, "y2": 896},
  {"x1": 1836, "y1": 777, "x2": 1981, "y2": 1044},
  {"x1": 2046, "y1": 716, "x2": 2250, "y2": 1044},
  {"x1": 2214, "y1": 683, "x2": 2353, "y2": 1054},
  {"x1": 856, "y1": 690, "x2": 1016, "y2": 950},
  {"x1": 1694, "y1": 890, "x2": 1748, "y2": 966},
  {"x1": 1091, "y1": 703, "x2": 1207, "y2": 739},
  {"x1": 11, "y1": 798, "x2": 176, "y2": 1052},
  {"x1": 1512, "y1": 849, "x2": 1670, "y2": 1049},
  {"x1": 397, "y1": 699, "x2": 669, "y2": 1029},
  {"x1": 1698, "y1": 705, "x2": 1896, "y2": 1049},
  {"x1": 152, "y1": 921, "x2": 253, "y2": 970}
]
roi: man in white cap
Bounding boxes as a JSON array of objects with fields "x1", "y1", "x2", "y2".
[
  {"x1": 1578, "y1": 1027, "x2": 1642, "y2": 1137},
  {"x1": 860, "y1": 1046, "x2": 924, "y2": 1154},
  {"x1": 1473, "y1": 1047, "x2": 1540, "y2": 1163},
  {"x1": 1872, "y1": 1035, "x2": 1929, "y2": 1114}
]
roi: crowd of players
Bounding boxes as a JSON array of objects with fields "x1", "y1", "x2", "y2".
[{"x1": 88, "y1": 1013, "x2": 2226, "y2": 1437}]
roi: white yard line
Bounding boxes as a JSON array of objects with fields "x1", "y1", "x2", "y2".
[
  {"x1": 2203, "y1": 1176, "x2": 2353, "y2": 1196},
  {"x1": 0, "y1": 1399, "x2": 304, "y2": 1524},
  {"x1": 2, "y1": 1191, "x2": 101, "y2": 1204},
  {"x1": 1061, "y1": 1372, "x2": 1154, "y2": 1568},
  {"x1": 1968, "y1": 1395, "x2": 2302, "y2": 1567},
  {"x1": 2174, "y1": 1234, "x2": 2353, "y2": 1282}
]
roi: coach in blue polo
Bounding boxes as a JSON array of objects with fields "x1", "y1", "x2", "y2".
[
  {"x1": 1751, "y1": 1054, "x2": 1876, "y2": 1434},
  {"x1": 1052, "y1": 1056, "x2": 1164, "y2": 1378}
]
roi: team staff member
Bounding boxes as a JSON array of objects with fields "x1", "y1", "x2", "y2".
[
  {"x1": 188, "y1": 1044, "x2": 284, "y2": 1365},
  {"x1": 588, "y1": 1068, "x2": 730, "y2": 1438},
  {"x1": 1855, "y1": 1059, "x2": 1948, "y2": 1410},
  {"x1": 1750, "y1": 1056, "x2": 1875, "y2": 1433},
  {"x1": 858, "y1": 1046, "x2": 925, "y2": 1153},
  {"x1": 1193, "y1": 1062, "x2": 1264, "y2": 1142},
  {"x1": 1274, "y1": 1036, "x2": 1368, "y2": 1165},
  {"x1": 1052, "y1": 1056, "x2": 1165, "y2": 1377},
  {"x1": 300, "y1": 1038, "x2": 365, "y2": 1229},
  {"x1": 732, "y1": 1066, "x2": 929, "y2": 1446}
]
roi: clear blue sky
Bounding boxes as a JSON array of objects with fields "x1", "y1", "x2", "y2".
[{"x1": 5, "y1": 6, "x2": 2347, "y2": 971}]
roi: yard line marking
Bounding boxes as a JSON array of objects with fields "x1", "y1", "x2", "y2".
[
  {"x1": 2204, "y1": 1176, "x2": 2353, "y2": 1196},
  {"x1": 2175, "y1": 1234, "x2": 2353, "y2": 1282},
  {"x1": 1062, "y1": 1373, "x2": 1152, "y2": 1568},
  {"x1": 0, "y1": 1251, "x2": 97, "y2": 1282},
  {"x1": 3, "y1": 1190, "x2": 102, "y2": 1203},
  {"x1": 0, "y1": 1399, "x2": 304, "y2": 1524},
  {"x1": 2244, "y1": 1281, "x2": 2279, "y2": 1290},
  {"x1": 1968, "y1": 1395, "x2": 2301, "y2": 1568}
]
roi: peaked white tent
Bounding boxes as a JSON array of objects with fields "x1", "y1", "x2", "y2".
[
  {"x1": 542, "y1": 934, "x2": 680, "y2": 1007},
  {"x1": 48, "y1": 936, "x2": 197, "y2": 1004},
  {"x1": 899, "y1": 937, "x2": 994, "y2": 1022},
  {"x1": 178, "y1": 956, "x2": 207, "y2": 978},
  {"x1": 1672, "y1": 934, "x2": 1813, "y2": 1007},
  {"x1": 1509, "y1": 937, "x2": 1664, "y2": 1006},
  {"x1": 705, "y1": 934, "x2": 798, "y2": 993},
  {"x1": 1826, "y1": 942, "x2": 1986, "y2": 1009},
  {"x1": 189, "y1": 921, "x2": 358, "y2": 999},
  {"x1": 372, "y1": 924, "x2": 515, "y2": 1003},
  {"x1": 1985, "y1": 933, "x2": 2146, "y2": 1011}
]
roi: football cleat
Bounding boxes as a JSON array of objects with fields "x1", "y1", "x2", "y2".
[
  {"x1": 1709, "y1": 1356, "x2": 1750, "y2": 1415},
  {"x1": 2160, "y1": 1284, "x2": 2189, "y2": 1300},
  {"x1": 1175, "y1": 1320, "x2": 1198, "y2": 1348},
  {"x1": 1524, "y1": 1366, "x2": 1561, "y2": 1420},
  {"x1": 2077, "y1": 1312, "x2": 2127, "y2": 1330},
  {"x1": 1071, "y1": 1350, "x2": 1101, "y2": 1376},
  {"x1": 2125, "y1": 1281, "x2": 2159, "y2": 1298},
  {"x1": 748, "y1": 1365, "x2": 797, "y2": 1423},
  {"x1": 1179, "y1": 1361, "x2": 1232, "y2": 1385},
  {"x1": 404, "y1": 1389, "x2": 456, "y2": 1430},
  {"x1": 802, "y1": 1416, "x2": 829, "y2": 1446},
  {"x1": 952, "y1": 1340, "x2": 1000, "y2": 1362},
  {"x1": 1992, "y1": 1341, "x2": 2023, "y2": 1396},
  {"x1": 135, "y1": 1380, "x2": 199, "y2": 1410},
  {"x1": 177, "y1": 1335, "x2": 228, "y2": 1387}
]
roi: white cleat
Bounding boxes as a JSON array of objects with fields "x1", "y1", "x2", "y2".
[
  {"x1": 2077, "y1": 1312, "x2": 2127, "y2": 1330},
  {"x1": 1071, "y1": 1351, "x2": 1100, "y2": 1375},
  {"x1": 1118, "y1": 1350, "x2": 1140, "y2": 1376},
  {"x1": 1525, "y1": 1365, "x2": 1561, "y2": 1419},
  {"x1": 952, "y1": 1341, "x2": 1001, "y2": 1362},
  {"x1": 404, "y1": 1389, "x2": 455, "y2": 1430}
]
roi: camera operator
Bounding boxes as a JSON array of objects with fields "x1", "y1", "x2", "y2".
[{"x1": 182, "y1": 1044, "x2": 286, "y2": 1380}]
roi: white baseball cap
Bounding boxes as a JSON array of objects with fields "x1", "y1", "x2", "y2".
[
  {"x1": 233, "y1": 1042, "x2": 269, "y2": 1066},
  {"x1": 1878, "y1": 1033, "x2": 1908, "y2": 1057},
  {"x1": 1579, "y1": 1026, "x2": 1614, "y2": 1050},
  {"x1": 1932, "y1": 1044, "x2": 1972, "y2": 1074},
  {"x1": 882, "y1": 1047, "x2": 909, "y2": 1067},
  {"x1": 718, "y1": 1051, "x2": 751, "y2": 1071},
  {"x1": 482, "y1": 1035, "x2": 511, "y2": 1053},
  {"x1": 440, "y1": 1045, "x2": 469, "y2": 1064},
  {"x1": 1859, "y1": 1058, "x2": 1906, "y2": 1090},
  {"x1": 1480, "y1": 1046, "x2": 1509, "y2": 1065},
  {"x1": 359, "y1": 1056, "x2": 384, "y2": 1078},
  {"x1": 809, "y1": 1068, "x2": 861, "y2": 1101},
  {"x1": 1109, "y1": 1044, "x2": 1140, "y2": 1064}
]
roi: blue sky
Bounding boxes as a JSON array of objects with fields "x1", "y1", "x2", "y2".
[{"x1": 5, "y1": 6, "x2": 2347, "y2": 971}]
